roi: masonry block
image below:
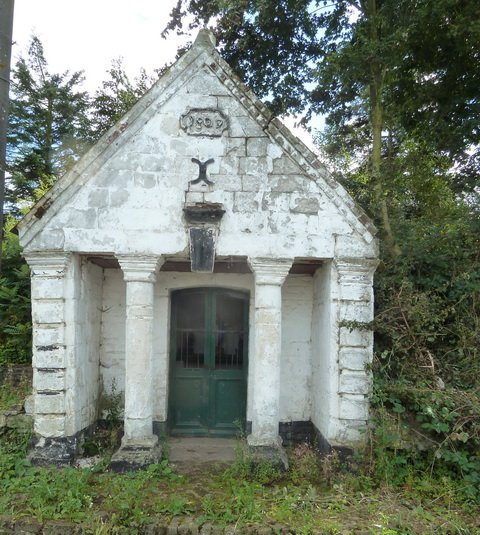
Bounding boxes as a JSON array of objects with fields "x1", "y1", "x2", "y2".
[
  {"x1": 33, "y1": 369, "x2": 66, "y2": 391},
  {"x1": 233, "y1": 192, "x2": 259, "y2": 213},
  {"x1": 339, "y1": 284, "x2": 372, "y2": 301},
  {"x1": 31, "y1": 278, "x2": 65, "y2": 300},
  {"x1": 35, "y1": 392, "x2": 66, "y2": 415},
  {"x1": 32, "y1": 325, "x2": 65, "y2": 346},
  {"x1": 32, "y1": 299, "x2": 65, "y2": 324},
  {"x1": 339, "y1": 371, "x2": 371, "y2": 395},
  {"x1": 246, "y1": 137, "x2": 269, "y2": 156},
  {"x1": 34, "y1": 414, "x2": 66, "y2": 437},
  {"x1": 339, "y1": 302, "x2": 373, "y2": 323},
  {"x1": 339, "y1": 394, "x2": 369, "y2": 420},
  {"x1": 33, "y1": 345, "x2": 66, "y2": 368},
  {"x1": 339, "y1": 327, "x2": 373, "y2": 348},
  {"x1": 290, "y1": 195, "x2": 319, "y2": 214},
  {"x1": 339, "y1": 347, "x2": 371, "y2": 371}
]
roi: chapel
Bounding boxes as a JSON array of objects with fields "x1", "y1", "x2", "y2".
[{"x1": 17, "y1": 30, "x2": 378, "y2": 467}]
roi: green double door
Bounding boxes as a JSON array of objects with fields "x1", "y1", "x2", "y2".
[{"x1": 168, "y1": 288, "x2": 248, "y2": 436}]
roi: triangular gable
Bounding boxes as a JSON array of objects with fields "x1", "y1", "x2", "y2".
[{"x1": 17, "y1": 29, "x2": 376, "y2": 249}]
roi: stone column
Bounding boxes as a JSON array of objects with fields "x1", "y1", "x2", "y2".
[
  {"x1": 116, "y1": 255, "x2": 162, "y2": 448},
  {"x1": 335, "y1": 257, "x2": 378, "y2": 445},
  {"x1": 247, "y1": 258, "x2": 293, "y2": 447}
]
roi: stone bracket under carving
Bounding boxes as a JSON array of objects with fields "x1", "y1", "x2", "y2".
[
  {"x1": 183, "y1": 202, "x2": 225, "y2": 223},
  {"x1": 183, "y1": 202, "x2": 225, "y2": 273}
]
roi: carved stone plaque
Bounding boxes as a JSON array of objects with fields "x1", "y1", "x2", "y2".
[{"x1": 180, "y1": 108, "x2": 228, "y2": 137}]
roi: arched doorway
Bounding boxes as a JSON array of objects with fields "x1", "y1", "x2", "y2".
[{"x1": 168, "y1": 288, "x2": 249, "y2": 436}]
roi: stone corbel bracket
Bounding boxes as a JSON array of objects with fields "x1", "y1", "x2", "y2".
[{"x1": 183, "y1": 202, "x2": 225, "y2": 273}]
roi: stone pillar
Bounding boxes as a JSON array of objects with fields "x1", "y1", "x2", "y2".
[
  {"x1": 25, "y1": 251, "x2": 76, "y2": 465},
  {"x1": 334, "y1": 257, "x2": 378, "y2": 445},
  {"x1": 116, "y1": 255, "x2": 162, "y2": 446},
  {"x1": 247, "y1": 258, "x2": 293, "y2": 448}
]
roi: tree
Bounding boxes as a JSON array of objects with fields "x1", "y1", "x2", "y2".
[
  {"x1": 90, "y1": 58, "x2": 157, "y2": 140},
  {"x1": 5, "y1": 36, "x2": 92, "y2": 214}
]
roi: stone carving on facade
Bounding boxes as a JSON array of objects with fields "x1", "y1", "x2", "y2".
[
  {"x1": 180, "y1": 108, "x2": 228, "y2": 137},
  {"x1": 190, "y1": 158, "x2": 215, "y2": 186}
]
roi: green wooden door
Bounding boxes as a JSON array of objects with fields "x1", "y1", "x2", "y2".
[{"x1": 169, "y1": 288, "x2": 248, "y2": 436}]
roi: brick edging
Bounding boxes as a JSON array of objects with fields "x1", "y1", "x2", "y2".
[{"x1": 0, "y1": 516, "x2": 300, "y2": 535}]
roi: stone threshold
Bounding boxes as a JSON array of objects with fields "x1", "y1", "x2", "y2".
[{"x1": 0, "y1": 515, "x2": 303, "y2": 534}]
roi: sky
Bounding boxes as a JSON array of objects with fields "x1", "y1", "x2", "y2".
[
  {"x1": 12, "y1": 0, "x2": 192, "y2": 92},
  {"x1": 11, "y1": 0, "x2": 320, "y2": 146}
]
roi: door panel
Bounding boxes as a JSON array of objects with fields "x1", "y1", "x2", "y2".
[
  {"x1": 171, "y1": 374, "x2": 207, "y2": 432},
  {"x1": 211, "y1": 375, "x2": 246, "y2": 430},
  {"x1": 169, "y1": 288, "x2": 248, "y2": 436}
]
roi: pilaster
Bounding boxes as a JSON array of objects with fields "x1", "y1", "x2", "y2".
[
  {"x1": 334, "y1": 257, "x2": 378, "y2": 444},
  {"x1": 25, "y1": 252, "x2": 71, "y2": 439}
]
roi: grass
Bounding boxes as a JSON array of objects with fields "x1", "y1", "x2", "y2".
[
  {"x1": 0, "y1": 376, "x2": 31, "y2": 412},
  {"x1": 0, "y1": 428, "x2": 479, "y2": 534}
]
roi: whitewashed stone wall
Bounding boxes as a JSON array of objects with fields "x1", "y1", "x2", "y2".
[
  {"x1": 280, "y1": 275, "x2": 313, "y2": 422},
  {"x1": 75, "y1": 261, "x2": 103, "y2": 430},
  {"x1": 99, "y1": 269, "x2": 314, "y2": 426},
  {"x1": 311, "y1": 262, "x2": 336, "y2": 442}
]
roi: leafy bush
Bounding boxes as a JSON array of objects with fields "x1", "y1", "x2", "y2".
[{"x1": 0, "y1": 223, "x2": 32, "y2": 366}]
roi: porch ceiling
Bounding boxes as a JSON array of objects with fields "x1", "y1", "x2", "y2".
[{"x1": 86, "y1": 255, "x2": 323, "y2": 275}]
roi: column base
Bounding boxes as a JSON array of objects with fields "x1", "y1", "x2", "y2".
[
  {"x1": 109, "y1": 435, "x2": 162, "y2": 472},
  {"x1": 247, "y1": 444, "x2": 289, "y2": 471},
  {"x1": 28, "y1": 436, "x2": 78, "y2": 467},
  {"x1": 247, "y1": 435, "x2": 288, "y2": 470}
]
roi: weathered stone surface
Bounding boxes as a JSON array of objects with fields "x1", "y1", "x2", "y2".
[
  {"x1": 28, "y1": 436, "x2": 78, "y2": 466},
  {"x1": 167, "y1": 518, "x2": 180, "y2": 535},
  {"x1": 11, "y1": 517, "x2": 42, "y2": 534},
  {"x1": 42, "y1": 520, "x2": 83, "y2": 534},
  {"x1": 289, "y1": 196, "x2": 319, "y2": 215},
  {"x1": 34, "y1": 414, "x2": 66, "y2": 437},
  {"x1": 110, "y1": 438, "x2": 162, "y2": 472},
  {"x1": 0, "y1": 515, "x2": 14, "y2": 534},
  {"x1": 34, "y1": 392, "x2": 65, "y2": 415},
  {"x1": 5, "y1": 413, "x2": 33, "y2": 432},
  {"x1": 178, "y1": 519, "x2": 199, "y2": 535}
]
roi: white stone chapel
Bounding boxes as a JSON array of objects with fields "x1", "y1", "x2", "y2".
[{"x1": 17, "y1": 30, "x2": 378, "y2": 467}]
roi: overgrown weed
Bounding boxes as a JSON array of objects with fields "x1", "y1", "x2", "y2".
[{"x1": 0, "y1": 373, "x2": 31, "y2": 412}]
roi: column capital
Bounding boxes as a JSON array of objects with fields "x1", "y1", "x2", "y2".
[
  {"x1": 248, "y1": 257, "x2": 293, "y2": 286},
  {"x1": 335, "y1": 257, "x2": 379, "y2": 285},
  {"x1": 116, "y1": 255, "x2": 164, "y2": 283},
  {"x1": 24, "y1": 251, "x2": 71, "y2": 276}
]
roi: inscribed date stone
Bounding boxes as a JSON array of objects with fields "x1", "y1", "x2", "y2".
[{"x1": 180, "y1": 108, "x2": 228, "y2": 137}]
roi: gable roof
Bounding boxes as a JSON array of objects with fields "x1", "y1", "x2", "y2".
[{"x1": 17, "y1": 29, "x2": 376, "y2": 248}]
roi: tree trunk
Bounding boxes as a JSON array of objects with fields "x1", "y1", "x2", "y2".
[{"x1": 366, "y1": 0, "x2": 401, "y2": 257}]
